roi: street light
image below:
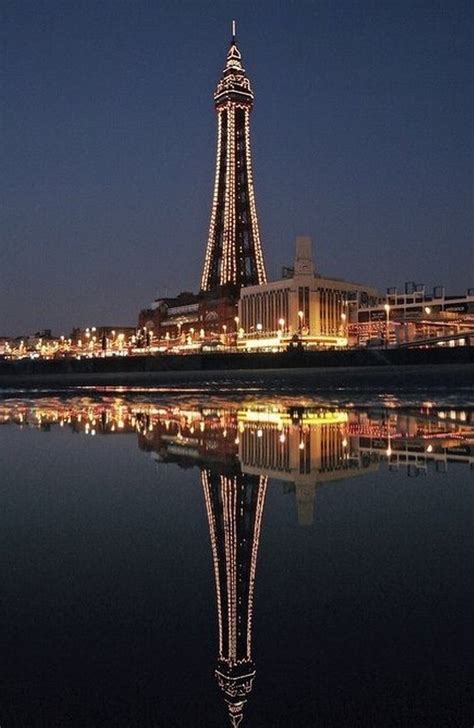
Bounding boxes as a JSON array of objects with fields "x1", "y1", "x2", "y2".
[
  {"x1": 340, "y1": 311, "x2": 347, "y2": 339},
  {"x1": 384, "y1": 303, "x2": 391, "y2": 348},
  {"x1": 278, "y1": 318, "x2": 285, "y2": 333},
  {"x1": 298, "y1": 310, "x2": 304, "y2": 332}
]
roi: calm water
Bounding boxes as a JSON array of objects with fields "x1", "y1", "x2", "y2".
[{"x1": 1, "y1": 381, "x2": 473, "y2": 727}]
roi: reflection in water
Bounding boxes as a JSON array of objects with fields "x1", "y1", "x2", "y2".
[
  {"x1": 1, "y1": 398, "x2": 473, "y2": 725},
  {"x1": 202, "y1": 470, "x2": 266, "y2": 727}
]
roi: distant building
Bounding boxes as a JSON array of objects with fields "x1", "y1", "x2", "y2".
[
  {"x1": 138, "y1": 291, "x2": 238, "y2": 348},
  {"x1": 237, "y1": 237, "x2": 379, "y2": 350},
  {"x1": 353, "y1": 283, "x2": 474, "y2": 347}
]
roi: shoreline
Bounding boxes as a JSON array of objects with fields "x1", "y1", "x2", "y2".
[
  {"x1": 1, "y1": 347, "x2": 473, "y2": 390},
  {"x1": 1, "y1": 359, "x2": 473, "y2": 392}
]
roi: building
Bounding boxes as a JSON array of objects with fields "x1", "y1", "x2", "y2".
[
  {"x1": 238, "y1": 237, "x2": 379, "y2": 350},
  {"x1": 138, "y1": 290, "x2": 238, "y2": 350},
  {"x1": 352, "y1": 282, "x2": 474, "y2": 347},
  {"x1": 139, "y1": 25, "x2": 266, "y2": 348}
]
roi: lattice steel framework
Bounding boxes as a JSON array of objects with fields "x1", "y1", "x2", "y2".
[{"x1": 201, "y1": 28, "x2": 267, "y2": 292}]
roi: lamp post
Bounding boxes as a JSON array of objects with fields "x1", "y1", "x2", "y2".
[
  {"x1": 298, "y1": 310, "x2": 304, "y2": 333},
  {"x1": 278, "y1": 318, "x2": 285, "y2": 334},
  {"x1": 340, "y1": 312, "x2": 347, "y2": 341},
  {"x1": 384, "y1": 303, "x2": 391, "y2": 348}
]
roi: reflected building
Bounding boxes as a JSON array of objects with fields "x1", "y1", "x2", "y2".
[{"x1": 237, "y1": 407, "x2": 379, "y2": 525}]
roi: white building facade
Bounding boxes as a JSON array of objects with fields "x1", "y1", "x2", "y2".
[{"x1": 238, "y1": 237, "x2": 379, "y2": 350}]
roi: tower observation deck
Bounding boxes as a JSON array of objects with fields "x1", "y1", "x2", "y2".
[{"x1": 201, "y1": 23, "x2": 267, "y2": 293}]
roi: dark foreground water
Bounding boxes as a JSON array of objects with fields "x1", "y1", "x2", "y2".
[{"x1": 1, "y1": 379, "x2": 473, "y2": 727}]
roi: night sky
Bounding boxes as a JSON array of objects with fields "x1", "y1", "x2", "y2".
[{"x1": 2, "y1": 0, "x2": 473, "y2": 335}]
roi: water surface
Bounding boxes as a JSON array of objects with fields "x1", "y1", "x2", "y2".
[{"x1": 1, "y1": 386, "x2": 473, "y2": 727}]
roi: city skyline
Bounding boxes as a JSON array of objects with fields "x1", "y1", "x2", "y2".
[{"x1": 2, "y1": 0, "x2": 473, "y2": 334}]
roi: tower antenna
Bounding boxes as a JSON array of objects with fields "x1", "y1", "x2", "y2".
[{"x1": 232, "y1": 20, "x2": 236, "y2": 43}]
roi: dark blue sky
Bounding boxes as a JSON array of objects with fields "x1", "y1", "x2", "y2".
[{"x1": 2, "y1": 0, "x2": 473, "y2": 334}]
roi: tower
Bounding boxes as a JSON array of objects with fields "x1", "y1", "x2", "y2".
[
  {"x1": 201, "y1": 22, "x2": 267, "y2": 293},
  {"x1": 202, "y1": 467, "x2": 267, "y2": 726}
]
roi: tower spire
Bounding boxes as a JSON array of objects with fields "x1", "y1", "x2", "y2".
[{"x1": 232, "y1": 19, "x2": 236, "y2": 44}]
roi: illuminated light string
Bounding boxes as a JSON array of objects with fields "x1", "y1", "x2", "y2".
[
  {"x1": 221, "y1": 104, "x2": 236, "y2": 284},
  {"x1": 244, "y1": 109, "x2": 267, "y2": 284},
  {"x1": 201, "y1": 110, "x2": 223, "y2": 290},
  {"x1": 202, "y1": 471, "x2": 224, "y2": 655},
  {"x1": 246, "y1": 476, "x2": 267, "y2": 656},
  {"x1": 222, "y1": 475, "x2": 238, "y2": 660}
]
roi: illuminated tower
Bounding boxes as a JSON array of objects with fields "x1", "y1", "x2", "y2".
[
  {"x1": 201, "y1": 22, "x2": 267, "y2": 293},
  {"x1": 202, "y1": 468, "x2": 267, "y2": 726}
]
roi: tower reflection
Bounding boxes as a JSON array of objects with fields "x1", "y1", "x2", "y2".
[
  {"x1": 1, "y1": 397, "x2": 473, "y2": 725},
  {"x1": 202, "y1": 469, "x2": 266, "y2": 727}
]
